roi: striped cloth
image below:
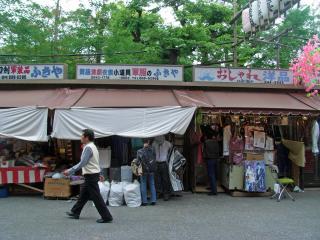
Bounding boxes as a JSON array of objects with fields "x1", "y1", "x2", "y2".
[{"x1": 0, "y1": 167, "x2": 46, "y2": 184}]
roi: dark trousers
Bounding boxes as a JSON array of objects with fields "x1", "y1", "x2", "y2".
[
  {"x1": 207, "y1": 159, "x2": 217, "y2": 194},
  {"x1": 156, "y1": 162, "x2": 171, "y2": 196},
  {"x1": 71, "y1": 173, "x2": 112, "y2": 220}
]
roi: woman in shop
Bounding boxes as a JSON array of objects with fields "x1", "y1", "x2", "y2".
[{"x1": 136, "y1": 139, "x2": 157, "y2": 206}]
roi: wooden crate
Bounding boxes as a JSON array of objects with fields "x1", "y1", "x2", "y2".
[{"x1": 44, "y1": 178, "x2": 71, "y2": 198}]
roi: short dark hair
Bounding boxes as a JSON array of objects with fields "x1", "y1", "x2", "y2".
[
  {"x1": 82, "y1": 129, "x2": 95, "y2": 141},
  {"x1": 142, "y1": 138, "x2": 150, "y2": 144}
]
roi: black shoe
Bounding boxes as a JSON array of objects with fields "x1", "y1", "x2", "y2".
[
  {"x1": 141, "y1": 203, "x2": 148, "y2": 206},
  {"x1": 151, "y1": 202, "x2": 156, "y2": 206},
  {"x1": 96, "y1": 218, "x2": 113, "y2": 223},
  {"x1": 66, "y1": 211, "x2": 79, "y2": 219},
  {"x1": 163, "y1": 195, "x2": 169, "y2": 201},
  {"x1": 207, "y1": 192, "x2": 217, "y2": 196}
]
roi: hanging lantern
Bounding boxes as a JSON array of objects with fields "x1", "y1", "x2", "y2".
[
  {"x1": 260, "y1": 0, "x2": 271, "y2": 21},
  {"x1": 242, "y1": 8, "x2": 252, "y2": 33},
  {"x1": 267, "y1": 0, "x2": 281, "y2": 16},
  {"x1": 249, "y1": 1, "x2": 260, "y2": 27}
]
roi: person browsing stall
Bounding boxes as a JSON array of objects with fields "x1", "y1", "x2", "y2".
[
  {"x1": 136, "y1": 139, "x2": 157, "y2": 206},
  {"x1": 203, "y1": 132, "x2": 220, "y2": 196}
]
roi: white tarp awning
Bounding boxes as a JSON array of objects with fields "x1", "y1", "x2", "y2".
[
  {"x1": 52, "y1": 107, "x2": 196, "y2": 139},
  {"x1": 0, "y1": 107, "x2": 48, "y2": 142}
]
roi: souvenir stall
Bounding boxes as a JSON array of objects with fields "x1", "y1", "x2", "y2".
[
  {"x1": 179, "y1": 90, "x2": 317, "y2": 195},
  {"x1": 191, "y1": 110, "x2": 311, "y2": 195},
  {"x1": 0, "y1": 107, "x2": 49, "y2": 195},
  {"x1": 0, "y1": 89, "x2": 89, "y2": 197},
  {"x1": 48, "y1": 106, "x2": 195, "y2": 204}
]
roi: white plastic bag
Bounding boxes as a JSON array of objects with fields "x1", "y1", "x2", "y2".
[
  {"x1": 124, "y1": 180, "x2": 141, "y2": 208},
  {"x1": 99, "y1": 181, "x2": 110, "y2": 203},
  {"x1": 93, "y1": 181, "x2": 110, "y2": 207},
  {"x1": 109, "y1": 181, "x2": 125, "y2": 207}
]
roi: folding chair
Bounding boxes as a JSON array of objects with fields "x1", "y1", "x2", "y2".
[{"x1": 270, "y1": 165, "x2": 295, "y2": 202}]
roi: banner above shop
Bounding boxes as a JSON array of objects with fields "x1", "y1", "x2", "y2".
[
  {"x1": 76, "y1": 64, "x2": 183, "y2": 81},
  {"x1": 0, "y1": 64, "x2": 66, "y2": 80},
  {"x1": 193, "y1": 67, "x2": 294, "y2": 85}
]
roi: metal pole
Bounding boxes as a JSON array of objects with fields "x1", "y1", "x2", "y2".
[
  {"x1": 276, "y1": 39, "x2": 280, "y2": 69},
  {"x1": 233, "y1": 0, "x2": 238, "y2": 67}
]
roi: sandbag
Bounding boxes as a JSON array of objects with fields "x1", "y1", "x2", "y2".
[
  {"x1": 121, "y1": 166, "x2": 133, "y2": 183},
  {"x1": 124, "y1": 180, "x2": 141, "y2": 208},
  {"x1": 93, "y1": 181, "x2": 110, "y2": 207},
  {"x1": 99, "y1": 181, "x2": 110, "y2": 203},
  {"x1": 109, "y1": 181, "x2": 124, "y2": 207}
]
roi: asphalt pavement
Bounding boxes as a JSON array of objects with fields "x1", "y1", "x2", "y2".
[{"x1": 0, "y1": 190, "x2": 319, "y2": 240}]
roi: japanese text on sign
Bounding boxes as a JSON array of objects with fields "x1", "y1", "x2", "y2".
[
  {"x1": 76, "y1": 65, "x2": 183, "y2": 81},
  {"x1": 0, "y1": 64, "x2": 65, "y2": 80},
  {"x1": 193, "y1": 67, "x2": 294, "y2": 85}
]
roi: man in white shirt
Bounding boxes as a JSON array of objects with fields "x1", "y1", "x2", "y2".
[
  {"x1": 152, "y1": 135, "x2": 172, "y2": 201},
  {"x1": 64, "y1": 129, "x2": 113, "y2": 223}
]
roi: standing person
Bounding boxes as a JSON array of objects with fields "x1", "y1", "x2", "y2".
[
  {"x1": 203, "y1": 132, "x2": 220, "y2": 196},
  {"x1": 136, "y1": 139, "x2": 157, "y2": 206},
  {"x1": 153, "y1": 135, "x2": 172, "y2": 201},
  {"x1": 63, "y1": 129, "x2": 113, "y2": 223}
]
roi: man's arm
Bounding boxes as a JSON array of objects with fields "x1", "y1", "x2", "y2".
[{"x1": 66, "y1": 147, "x2": 93, "y2": 175}]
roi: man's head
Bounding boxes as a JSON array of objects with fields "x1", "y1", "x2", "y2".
[
  {"x1": 143, "y1": 138, "x2": 151, "y2": 148},
  {"x1": 81, "y1": 129, "x2": 95, "y2": 144}
]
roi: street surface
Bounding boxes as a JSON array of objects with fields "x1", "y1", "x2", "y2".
[{"x1": 0, "y1": 191, "x2": 319, "y2": 240}]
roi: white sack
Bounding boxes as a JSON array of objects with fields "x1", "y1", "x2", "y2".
[
  {"x1": 99, "y1": 181, "x2": 110, "y2": 203},
  {"x1": 108, "y1": 181, "x2": 125, "y2": 207},
  {"x1": 124, "y1": 180, "x2": 141, "y2": 208}
]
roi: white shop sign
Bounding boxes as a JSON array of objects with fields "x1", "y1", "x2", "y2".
[
  {"x1": 0, "y1": 64, "x2": 66, "y2": 80},
  {"x1": 76, "y1": 64, "x2": 184, "y2": 81},
  {"x1": 193, "y1": 67, "x2": 294, "y2": 85}
]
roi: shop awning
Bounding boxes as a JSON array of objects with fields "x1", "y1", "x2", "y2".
[
  {"x1": 204, "y1": 92, "x2": 315, "y2": 114},
  {"x1": 0, "y1": 88, "x2": 86, "y2": 109},
  {"x1": 289, "y1": 93, "x2": 320, "y2": 111},
  {"x1": 73, "y1": 89, "x2": 180, "y2": 107},
  {"x1": 0, "y1": 107, "x2": 48, "y2": 141},
  {"x1": 51, "y1": 107, "x2": 196, "y2": 139},
  {"x1": 173, "y1": 90, "x2": 213, "y2": 107}
]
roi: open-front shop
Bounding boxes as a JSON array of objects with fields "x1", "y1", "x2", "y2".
[
  {"x1": 179, "y1": 90, "x2": 319, "y2": 196},
  {"x1": 0, "y1": 87, "x2": 197, "y2": 205}
]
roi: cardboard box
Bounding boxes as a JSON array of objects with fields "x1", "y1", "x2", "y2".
[
  {"x1": 246, "y1": 153, "x2": 264, "y2": 161},
  {"x1": 44, "y1": 178, "x2": 71, "y2": 198}
]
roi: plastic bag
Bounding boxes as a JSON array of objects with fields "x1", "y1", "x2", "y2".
[
  {"x1": 99, "y1": 181, "x2": 110, "y2": 203},
  {"x1": 93, "y1": 181, "x2": 110, "y2": 207},
  {"x1": 124, "y1": 180, "x2": 141, "y2": 207},
  {"x1": 108, "y1": 181, "x2": 125, "y2": 207}
]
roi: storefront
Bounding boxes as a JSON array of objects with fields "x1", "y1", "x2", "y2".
[{"x1": 1, "y1": 64, "x2": 320, "y2": 198}]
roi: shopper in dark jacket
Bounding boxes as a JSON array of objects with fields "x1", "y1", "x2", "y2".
[
  {"x1": 136, "y1": 139, "x2": 157, "y2": 206},
  {"x1": 203, "y1": 132, "x2": 220, "y2": 195}
]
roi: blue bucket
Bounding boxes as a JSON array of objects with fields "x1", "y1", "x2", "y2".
[{"x1": 0, "y1": 186, "x2": 8, "y2": 198}]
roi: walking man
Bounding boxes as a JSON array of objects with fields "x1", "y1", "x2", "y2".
[{"x1": 63, "y1": 129, "x2": 113, "y2": 223}]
